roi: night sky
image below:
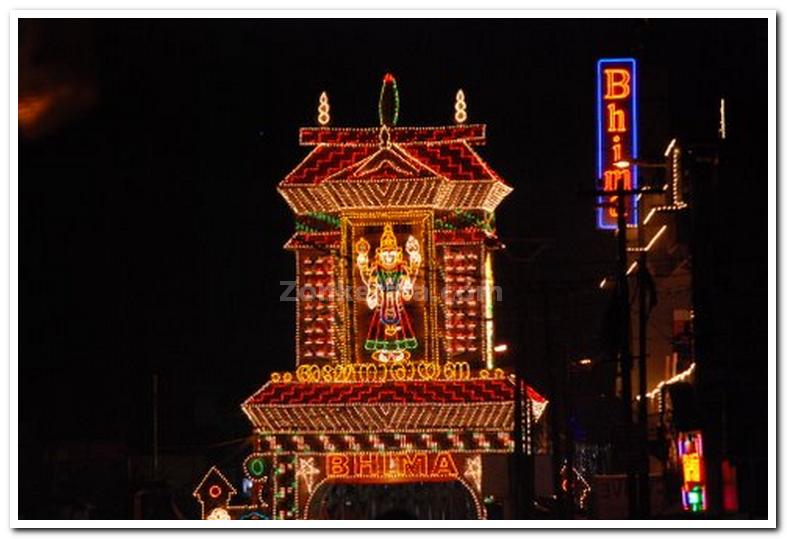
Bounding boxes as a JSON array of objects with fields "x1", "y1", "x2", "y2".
[{"x1": 19, "y1": 17, "x2": 766, "y2": 488}]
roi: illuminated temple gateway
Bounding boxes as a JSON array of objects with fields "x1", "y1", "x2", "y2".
[{"x1": 194, "y1": 75, "x2": 547, "y2": 520}]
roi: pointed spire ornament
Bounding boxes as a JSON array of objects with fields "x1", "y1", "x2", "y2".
[
  {"x1": 454, "y1": 89, "x2": 467, "y2": 124},
  {"x1": 317, "y1": 91, "x2": 330, "y2": 126},
  {"x1": 379, "y1": 73, "x2": 399, "y2": 127}
]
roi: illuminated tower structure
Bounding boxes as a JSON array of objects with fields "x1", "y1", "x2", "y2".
[{"x1": 194, "y1": 75, "x2": 547, "y2": 520}]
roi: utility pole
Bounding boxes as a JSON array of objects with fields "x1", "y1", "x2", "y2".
[
  {"x1": 613, "y1": 185, "x2": 637, "y2": 520},
  {"x1": 512, "y1": 336, "x2": 525, "y2": 519},
  {"x1": 637, "y1": 249, "x2": 651, "y2": 518},
  {"x1": 511, "y1": 346, "x2": 536, "y2": 520},
  {"x1": 588, "y1": 167, "x2": 666, "y2": 519},
  {"x1": 152, "y1": 373, "x2": 159, "y2": 478},
  {"x1": 543, "y1": 291, "x2": 566, "y2": 519},
  {"x1": 563, "y1": 349, "x2": 575, "y2": 520},
  {"x1": 512, "y1": 301, "x2": 536, "y2": 520}
]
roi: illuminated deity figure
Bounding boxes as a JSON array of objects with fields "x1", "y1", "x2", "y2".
[{"x1": 355, "y1": 223, "x2": 421, "y2": 363}]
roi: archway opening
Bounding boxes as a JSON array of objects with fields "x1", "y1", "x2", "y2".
[{"x1": 307, "y1": 481, "x2": 479, "y2": 520}]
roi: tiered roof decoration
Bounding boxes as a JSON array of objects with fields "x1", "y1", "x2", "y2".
[
  {"x1": 246, "y1": 378, "x2": 544, "y2": 406},
  {"x1": 243, "y1": 377, "x2": 547, "y2": 435},
  {"x1": 278, "y1": 97, "x2": 512, "y2": 216},
  {"x1": 284, "y1": 125, "x2": 504, "y2": 185}
]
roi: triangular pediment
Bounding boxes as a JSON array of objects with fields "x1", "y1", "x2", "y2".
[
  {"x1": 326, "y1": 144, "x2": 438, "y2": 182},
  {"x1": 352, "y1": 146, "x2": 421, "y2": 178}
]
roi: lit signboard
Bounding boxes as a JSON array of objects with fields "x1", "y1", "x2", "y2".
[
  {"x1": 596, "y1": 58, "x2": 638, "y2": 230},
  {"x1": 677, "y1": 431, "x2": 706, "y2": 512},
  {"x1": 325, "y1": 452, "x2": 459, "y2": 483}
]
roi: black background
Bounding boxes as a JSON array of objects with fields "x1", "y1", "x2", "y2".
[{"x1": 19, "y1": 18, "x2": 767, "y2": 516}]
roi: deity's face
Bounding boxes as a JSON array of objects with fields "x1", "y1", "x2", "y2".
[{"x1": 378, "y1": 248, "x2": 401, "y2": 269}]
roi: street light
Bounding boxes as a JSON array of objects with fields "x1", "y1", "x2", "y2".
[{"x1": 614, "y1": 159, "x2": 669, "y2": 170}]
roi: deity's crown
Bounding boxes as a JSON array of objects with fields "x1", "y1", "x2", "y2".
[{"x1": 379, "y1": 223, "x2": 399, "y2": 250}]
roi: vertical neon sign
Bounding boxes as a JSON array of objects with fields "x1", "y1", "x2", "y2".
[{"x1": 596, "y1": 58, "x2": 638, "y2": 230}]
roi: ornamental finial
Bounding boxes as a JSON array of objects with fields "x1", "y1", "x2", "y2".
[
  {"x1": 454, "y1": 89, "x2": 467, "y2": 124},
  {"x1": 379, "y1": 73, "x2": 399, "y2": 127},
  {"x1": 317, "y1": 91, "x2": 330, "y2": 126}
]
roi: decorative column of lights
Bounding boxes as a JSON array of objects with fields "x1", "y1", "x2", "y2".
[
  {"x1": 297, "y1": 253, "x2": 337, "y2": 363},
  {"x1": 317, "y1": 92, "x2": 330, "y2": 126},
  {"x1": 433, "y1": 249, "x2": 453, "y2": 366},
  {"x1": 272, "y1": 455, "x2": 298, "y2": 520},
  {"x1": 483, "y1": 249, "x2": 495, "y2": 370},
  {"x1": 330, "y1": 232, "x2": 351, "y2": 365},
  {"x1": 433, "y1": 209, "x2": 494, "y2": 369},
  {"x1": 270, "y1": 455, "x2": 279, "y2": 518},
  {"x1": 287, "y1": 227, "x2": 345, "y2": 368},
  {"x1": 454, "y1": 89, "x2": 468, "y2": 124},
  {"x1": 670, "y1": 143, "x2": 683, "y2": 207},
  {"x1": 442, "y1": 245, "x2": 481, "y2": 358},
  {"x1": 719, "y1": 98, "x2": 726, "y2": 139}
]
